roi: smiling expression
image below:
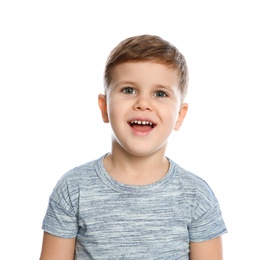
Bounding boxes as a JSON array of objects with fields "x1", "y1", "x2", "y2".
[{"x1": 98, "y1": 61, "x2": 188, "y2": 157}]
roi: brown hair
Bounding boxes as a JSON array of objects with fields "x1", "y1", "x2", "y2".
[{"x1": 104, "y1": 34, "x2": 189, "y2": 102}]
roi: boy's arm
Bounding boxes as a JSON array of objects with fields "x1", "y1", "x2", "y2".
[
  {"x1": 189, "y1": 236, "x2": 223, "y2": 260},
  {"x1": 40, "y1": 232, "x2": 76, "y2": 260}
]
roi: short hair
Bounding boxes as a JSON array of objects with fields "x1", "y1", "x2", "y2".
[{"x1": 104, "y1": 34, "x2": 189, "y2": 102}]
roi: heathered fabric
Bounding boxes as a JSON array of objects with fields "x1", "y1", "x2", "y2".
[{"x1": 42, "y1": 154, "x2": 227, "y2": 259}]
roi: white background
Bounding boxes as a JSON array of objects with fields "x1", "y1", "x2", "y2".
[{"x1": 1, "y1": 0, "x2": 278, "y2": 259}]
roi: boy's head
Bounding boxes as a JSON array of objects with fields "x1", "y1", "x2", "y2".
[{"x1": 104, "y1": 34, "x2": 189, "y2": 102}]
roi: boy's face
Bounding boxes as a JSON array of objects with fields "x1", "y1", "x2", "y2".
[{"x1": 98, "y1": 62, "x2": 188, "y2": 157}]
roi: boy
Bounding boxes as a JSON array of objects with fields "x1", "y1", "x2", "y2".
[{"x1": 40, "y1": 34, "x2": 227, "y2": 259}]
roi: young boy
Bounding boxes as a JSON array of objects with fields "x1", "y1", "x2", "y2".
[{"x1": 40, "y1": 34, "x2": 227, "y2": 259}]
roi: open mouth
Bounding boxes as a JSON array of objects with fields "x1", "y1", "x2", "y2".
[{"x1": 128, "y1": 120, "x2": 156, "y2": 131}]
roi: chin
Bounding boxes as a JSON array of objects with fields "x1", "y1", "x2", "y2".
[{"x1": 123, "y1": 145, "x2": 166, "y2": 158}]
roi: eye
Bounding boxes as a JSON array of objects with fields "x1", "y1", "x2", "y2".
[
  {"x1": 122, "y1": 87, "x2": 136, "y2": 94},
  {"x1": 154, "y1": 90, "x2": 168, "y2": 97}
]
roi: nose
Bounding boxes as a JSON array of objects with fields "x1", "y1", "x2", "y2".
[{"x1": 133, "y1": 94, "x2": 153, "y2": 111}]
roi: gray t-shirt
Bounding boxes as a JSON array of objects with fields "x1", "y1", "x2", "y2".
[{"x1": 42, "y1": 154, "x2": 227, "y2": 259}]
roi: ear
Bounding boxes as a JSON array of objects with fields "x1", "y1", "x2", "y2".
[
  {"x1": 98, "y1": 94, "x2": 109, "y2": 123},
  {"x1": 174, "y1": 103, "x2": 188, "y2": 130}
]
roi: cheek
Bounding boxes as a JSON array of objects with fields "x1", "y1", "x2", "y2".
[
  {"x1": 169, "y1": 110, "x2": 182, "y2": 129},
  {"x1": 107, "y1": 96, "x2": 132, "y2": 114},
  {"x1": 164, "y1": 106, "x2": 180, "y2": 121},
  {"x1": 107, "y1": 100, "x2": 126, "y2": 125},
  {"x1": 106, "y1": 98, "x2": 117, "y2": 115}
]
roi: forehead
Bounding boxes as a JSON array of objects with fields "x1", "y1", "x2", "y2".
[{"x1": 111, "y1": 61, "x2": 179, "y2": 86}]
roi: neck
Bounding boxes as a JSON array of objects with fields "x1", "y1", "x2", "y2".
[{"x1": 103, "y1": 142, "x2": 169, "y2": 185}]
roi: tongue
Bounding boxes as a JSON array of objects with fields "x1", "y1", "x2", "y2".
[{"x1": 132, "y1": 124, "x2": 152, "y2": 131}]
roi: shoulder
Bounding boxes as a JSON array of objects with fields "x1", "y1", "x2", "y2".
[
  {"x1": 170, "y1": 160, "x2": 219, "y2": 206},
  {"x1": 56, "y1": 155, "x2": 105, "y2": 186},
  {"x1": 170, "y1": 160, "x2": 227, "y2": 240},
  {"x1": 49, "y1": 155, "x2": 104, "y2": 204}
]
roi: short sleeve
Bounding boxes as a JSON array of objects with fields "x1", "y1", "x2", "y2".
[
  {"x1": 189, "y1": 181, "x2": 227, "y2": 242},
  {"x1": 42, "y1": 174, "x2": 79, "y2": 238}
]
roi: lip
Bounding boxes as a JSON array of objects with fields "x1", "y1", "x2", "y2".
[{"x1": 127, "y1": 117, "x2": 156, "y2": 136}]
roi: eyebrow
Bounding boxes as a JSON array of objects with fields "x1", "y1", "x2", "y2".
[
  {"x1": 113, "y1": 81, "x2": 137, "y2": 88},
  {"x1": 114, "y1": 81, "x2": 173, "y2": 89}
]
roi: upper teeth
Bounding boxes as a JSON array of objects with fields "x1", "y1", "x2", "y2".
[{"x1": 130, "y1": 120, "x2": 153, "y2": 126}]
